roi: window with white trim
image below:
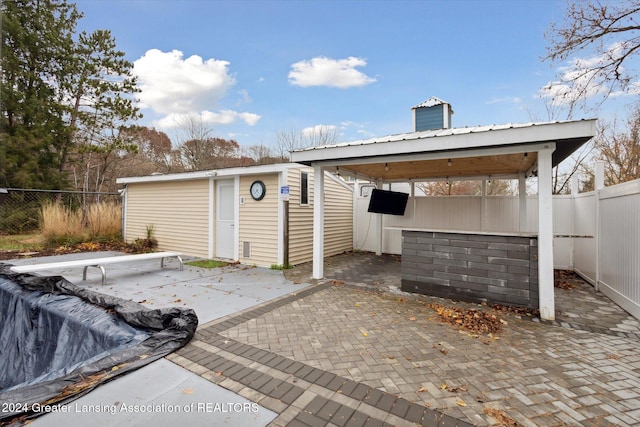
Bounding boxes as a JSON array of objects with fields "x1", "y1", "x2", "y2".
[{"x1": 300, "y1": 171, "x2": 309, "y2": 205}]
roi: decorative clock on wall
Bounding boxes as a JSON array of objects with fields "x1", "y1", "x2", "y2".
[{"x1": 250, "y1": 180, "x2": 266, "y2": 201}]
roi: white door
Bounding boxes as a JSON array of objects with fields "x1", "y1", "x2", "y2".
[{"x1": 216, "y1": 181, "x2": 235, "y2": 259}]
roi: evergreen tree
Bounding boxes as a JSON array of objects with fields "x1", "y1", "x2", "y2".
[
  {"x1": 1, "y1": 0, "x2": 141, "y2": 190},
  {"x1": 1, "y1": 0, "x2": 79, "y2": 188}
]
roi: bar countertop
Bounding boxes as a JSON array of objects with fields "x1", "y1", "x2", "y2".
[
  {"x1": 389, "y1": 228, "x2": 593, "y2": 238},
  {"x1": 387, "y1": 227, "x2": 539, "y2": 238}
]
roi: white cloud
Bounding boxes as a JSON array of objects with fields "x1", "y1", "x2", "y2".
[
  {"x1": 288, "y1": 56, "x2": 376, "y2": 88},
  {"x1": 485, "y1": 97, "x2": 522, "y2": 105},
  {"x1": 357, "y1": 129, "x2": 375, "y2": 138},
  {"x1": 153, "y1": 110, "x2": 261, "y2": 129},
  {"x1": 236, "y1": 89, "x2": 252, "y2": 105},
  {"x1": 134, "y1": 49, "x2": 260, "y2": 128},
  {"x1": 301, "y1": 124, "x2": 338, "y2": 137}
]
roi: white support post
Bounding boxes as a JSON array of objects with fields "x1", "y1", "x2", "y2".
[
  {"x1": 538, "y1": 146, "x2": 556, "y2": 321},
  {"x1": 352, "y1": 181, "x2": 359, "y2": 249},
  {"x1": 376, "y1": 180, "x2": 383, "y2": 255},
  {"x1": 518, "y1": 173, "x2": 528, "y2": 232},
  {"x1": 594, "y1": 161, "x2": 605, "y2": 291},
  {"x1": 312, "y1": 164, "x2": 325, "y2": 279}
]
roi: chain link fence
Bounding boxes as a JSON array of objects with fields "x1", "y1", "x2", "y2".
[{"x1": 0, "y1": 188, "x2": 122, "y2": 235}]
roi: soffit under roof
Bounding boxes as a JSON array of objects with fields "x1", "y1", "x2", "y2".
[{"x1": 341, "y1": 152, "x2": 538, "y2": 181}]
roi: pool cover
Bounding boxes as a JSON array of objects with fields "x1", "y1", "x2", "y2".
[{"x1": 0, "y1": 264, "x2": 198, "y2": 424}]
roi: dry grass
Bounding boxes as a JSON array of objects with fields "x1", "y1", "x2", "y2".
[
  {"x1": 41, "y1": 202, "x2": 85, "y2": 245},
  {"x1": 86, "y1": 201, "x2": 122, "y2": 240},
  {"x1": 41, "y1": 202, "x2": 122, "y2": 245}
]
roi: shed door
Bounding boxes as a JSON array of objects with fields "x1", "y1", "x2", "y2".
[{"x1": 216, "y1": 180, "x2": 235, "y2": 259}]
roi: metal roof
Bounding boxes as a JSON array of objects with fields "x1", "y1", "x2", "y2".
[
  {"x1": 411, "y1": 96, "x2": 449, "y2": 109},
  {"x1": 291, "y1": 119, "x2": 597, "y2": 182}
]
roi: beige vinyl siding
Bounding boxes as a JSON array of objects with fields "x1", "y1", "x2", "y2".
[
  {"x1": 288, "y1": 168, "x2": 353, "y2": 265},
  {"x1": 238, "y1": 174, "x2": 279, "y2": 267},
  {"x1": 125, "y1": 179, "x2": 209, "y2": 258},
  {"x1": 324, "y1": 174, "x2": 353, "y2": 256},
  {"x1": 288, "y1": 167, "x2": 313, "y2": 265}
]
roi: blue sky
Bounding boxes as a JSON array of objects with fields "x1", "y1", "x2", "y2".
[{"x1": 75, "y1": 0, "x2": 636, "y2": 149}]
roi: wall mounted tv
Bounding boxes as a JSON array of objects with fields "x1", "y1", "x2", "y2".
[{"x1": 367, "y1": 189, "x2": 409, "y2": 216}]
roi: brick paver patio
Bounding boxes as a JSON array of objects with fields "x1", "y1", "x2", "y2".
[{"x1": 169, "y1": 253, "x2": 640, "y2": 426}]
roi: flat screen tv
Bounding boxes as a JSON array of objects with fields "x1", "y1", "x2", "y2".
[{"x1": 367, "y1": 189, "x2": 409, "y2": 216}]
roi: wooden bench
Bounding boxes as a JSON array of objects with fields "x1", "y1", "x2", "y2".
[{"x1": 9, "y1": 252, "x2": 184, "y2": 286}]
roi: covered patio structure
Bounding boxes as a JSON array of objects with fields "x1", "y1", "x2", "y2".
[{"x1": 291, "y1": 119, "x2": 597, "y2": 320}]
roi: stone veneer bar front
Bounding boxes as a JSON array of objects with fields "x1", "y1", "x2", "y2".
[{"x1": 400, "y1": 229, "x2": 539, "y2": 309}]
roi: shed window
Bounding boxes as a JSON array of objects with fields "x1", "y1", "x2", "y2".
[{"x1": 300, "y1": 171, "x2": 309, "y2": 205}]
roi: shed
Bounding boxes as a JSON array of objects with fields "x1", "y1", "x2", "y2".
[
  {"x1": 291, "y1": 118, "x2": 597, "y2": 320},
  {"x1": 116, "y1": 163, "x2": 353, "y2": 268}
]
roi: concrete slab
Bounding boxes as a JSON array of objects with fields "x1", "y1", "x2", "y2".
[
  {"x1": 5, "y1": 252, "x2": 310, "y2": 427},
  {"x1": 29, "y1": 359, "x2": 277, "y2": 426},
  {"x1": 7, "y1": 252, "x2": 309, "y2": 324}
]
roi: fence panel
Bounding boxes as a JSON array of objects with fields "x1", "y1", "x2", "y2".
[
  {"x1": 572, "y1": 193, "x2": 597, "y2": 283},
  {"x1": 355, "y1": 193, "x2": 576, "y2": 269},
  {"x1": 0, "y1": 188, "x2": 121, "y2": 235},
  {"x1": 598, "y1": 180, "x2": 640, "y2": 319}
]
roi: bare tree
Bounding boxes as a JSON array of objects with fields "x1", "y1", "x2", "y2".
[
  {"x1": 529, "y1": 84, "x2": 597, "y2": 194},
  {"x1": 596, "y1": 107, "x2": 640, "y2": 185},
  {"x1": 274, "y1": 125, "x2": 340, "y2": 159},
  {"x1": 181, "y1": 137, "x2": 242, "y2": 170},
  {"x1": 172, "y1": 114, "x2": 214, "y2": 144},
  {"x1": 243, "y1": 144, "x2": 287, "y2": 165},
  {"x1": 544, "y1": 1, "x2": 640, "y2": 107}
]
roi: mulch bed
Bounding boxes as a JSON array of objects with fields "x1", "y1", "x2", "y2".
[{"x1": 0, "y1": 241, "x2": 135, "y2": 261}]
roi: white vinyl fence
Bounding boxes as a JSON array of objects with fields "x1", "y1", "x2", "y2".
[
  {"x1": 590, "y1": 180, "x2": 640, "y2": 320},
  {"x1": 354, "y1": 178, "x2": 640, "y2": 320}
]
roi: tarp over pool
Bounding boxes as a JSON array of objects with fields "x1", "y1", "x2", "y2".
[{"x1": 0, "y1": 264, "x2": 198, "y2": 424}]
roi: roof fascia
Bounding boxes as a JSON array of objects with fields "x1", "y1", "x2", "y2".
[
  {"x1": 293, "y1": 119, "x2": 596, "y2": 164},
  {"x1": 117, "y1": 163, "x2": 302, "y2": 184}
]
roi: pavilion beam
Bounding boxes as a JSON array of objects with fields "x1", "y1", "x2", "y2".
[
  {"x1": 314, "y1": 142, "x2": 552, "y2": 169},
  {"x1": 538, "y1": 144, "x2": 556, "y2": 321},
  {"x1": 312, "y1": 163, "x2": 325, "y2": 279}
]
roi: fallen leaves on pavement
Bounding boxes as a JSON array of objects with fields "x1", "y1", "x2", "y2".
[
  {"x1": 483, "y1": 407, "x2": 522, "y2": 426},
  {"x1": 422, "y1": 302, "x2": 503, "y2": 335},
  {"x1": 554, "y1": 270, "x2": 579, "y2": 290},
  {"x1": 491, "y1": 304, "x2": 539, "y2": 318}
]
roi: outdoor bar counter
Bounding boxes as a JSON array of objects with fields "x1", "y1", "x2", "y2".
[{"x1": 398, "y1": 228, "x2": 539, "y2": 309}]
